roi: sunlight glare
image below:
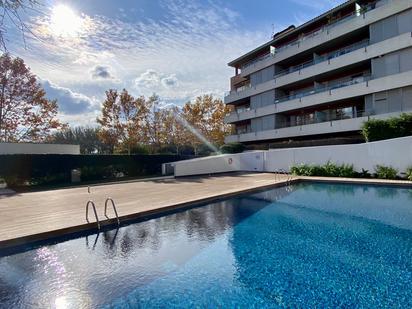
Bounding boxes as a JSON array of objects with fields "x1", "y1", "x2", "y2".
[{"x1": 50, "y1": 4, "x2": 83, "y2": 38}]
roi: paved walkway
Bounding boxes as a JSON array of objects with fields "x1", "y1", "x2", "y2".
[{"x1": 0, "y1": 173, "x2": 288, "y2": 248}]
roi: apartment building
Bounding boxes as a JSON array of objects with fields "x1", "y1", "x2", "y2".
[{"x1": 224, "y1": 0, "x2": 412, "y2": 146}]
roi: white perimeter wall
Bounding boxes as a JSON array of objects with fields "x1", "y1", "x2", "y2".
[
  {"x1": 174, "y1": 151, "x2": 265, "y2": 177},
  {"x1": 264, "y1": 136, "x2": 412, "y2": 174},
  {"x1": 172, "y1": 136, "x2": 412, "y2": 177},
  {"x1": 0, "y1": 143, "x2": 80, "y2": 155}
]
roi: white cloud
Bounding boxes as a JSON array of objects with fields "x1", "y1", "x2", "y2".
[
  {"x1": 135, "y1": 69, "x2": 161, "y2": 89},
  {"x1": 42, "y1": 80, "x2": 98, "y2": 115},
  {"x1": 161, "y1": 74, "x2": 178, "y2": 88},
  {"x1": 134, "y1": 69, "x2": 179, "y2": 94}
]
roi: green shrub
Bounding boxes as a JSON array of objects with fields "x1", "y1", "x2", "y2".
[
  {"x1": 406, "y1": 167, "x2": 412, "y2": 181},
  {"x1": 362, "y1": 113, "x2": 412, "y2": 142},
  {"x1": 290, "y1": 164, "x2": 315, "y2": 176},
  {"x1": 374, "y1": 165, "x2": 398, "y2": 179},
  {"x1": 290, "y1": 162, "x2": 356, "y2": 178},
  {"x1": 356, "y1": 168, "x2": 371, "y2": 178},
  {"x1": 220, "y1": 142, "x2": 246, "y2": 154}
]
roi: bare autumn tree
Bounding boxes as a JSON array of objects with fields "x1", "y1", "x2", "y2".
[
  {"x1": 0, "y1": 53, "x2": 65, "y2": 142},
  {"x1": 0, "y1": 0, "x2": 38, "y2": 51},
  {"x1": 96, "y1": 89, "x2": 149, "y2": 154}
]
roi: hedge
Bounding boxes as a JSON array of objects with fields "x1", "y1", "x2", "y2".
[
  {"x1": 0, "y1": 154, "x2": 193, "y2": 187},
  {"x1": 361, "y1": 113, "x2": 412, "y2": 142},
  {"x1": 220, "y1": 142, "x2": 246, "y2": 154},
  {"x1": 290, "y1": 162, "x2": 356, "y2": 178}
]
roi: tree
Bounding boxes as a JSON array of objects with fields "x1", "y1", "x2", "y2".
[
  {"x1": 141, "y1": 94, "x2": 167, "y2": 152},
  {"x1": 161, "y1": 105, "x2": 189, "y2": 154},
  {"x1": 0, "y1": 53, "x2": 65, "y2": 142},
  {"x1": 180, "y1": 95, "x2": 231, "y2": 154},
  {"x1": 51, "y1": 126, "x2": 112, "y2": 154},
  {"x1": 1, "y1": 1, "x2": 38, "y2": 51},
  {"x1": 96, "y1": 90, "x2": 232, "y2": 155},
  {"x1": 96, "y1": 89, "x2": 149, "y2": 154}
]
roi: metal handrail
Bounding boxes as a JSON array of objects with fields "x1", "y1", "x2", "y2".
[
  {"x1": 86, "y1": 200, "x2": 100, "y2": 230},
  {"x1": 274, "y1": 169, "x2": 293, "y2": 186},
  {"x1": 105, "y1": 197, "x2": 120, "y2": 226}
]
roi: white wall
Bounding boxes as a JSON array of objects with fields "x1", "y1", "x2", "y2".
[
  {"x1": 174, "y1": 151, "x2": 264, "y2": 177},
  {"x1": 265, "y1": 136, "x2": 412, "y2": 174},
  {"x1": 171, "y1": 136, "x2": 412, "y2": 177},
  {"x1": 0, "y1": 143, "x2": 80, "y2": 155}
]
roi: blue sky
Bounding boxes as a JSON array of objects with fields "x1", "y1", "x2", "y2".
[{"x1": 7, "y1": 0, "x2": 345, "y2": 126}]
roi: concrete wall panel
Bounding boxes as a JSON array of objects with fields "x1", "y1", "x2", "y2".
[{"x1": 0, "y1": 143, "x2": 80, "y2": 155}]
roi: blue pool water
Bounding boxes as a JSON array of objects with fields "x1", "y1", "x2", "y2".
[{"x1": 1, "y1": 182, "x2": 412, "y2": 308}]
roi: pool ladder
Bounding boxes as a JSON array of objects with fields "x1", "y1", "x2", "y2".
[
  {"x1": 85, "y1": 197, "x2": 120, "y2": 230},
  {"x1": 274, "y1": 169, "x2": 293, "y2": 185}
]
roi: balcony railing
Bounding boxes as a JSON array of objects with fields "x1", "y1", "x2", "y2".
[
  {"x1": 226, "y1": 39, "x2": 371, "y2": 98},
  {"x1": 274, "y1": 74, "x2": 371, "y2": 104},
  {"x1": 226, "y1": 106, "x2": 252, "y2": 118},
  {"x1": 239, "y1": 2, "x2": 377, "y2": 72},
  {"x1": 236, "y1": 127, "x2": 252, "y2": 135},
  {"x1": 224, "y1": 83, "x2": 251, "y2": 97},
  {"x1": 226, "y1": 74, "x2": 372, "y2": 121},
  {"x1": 230, "y1": 108, "x2": 376, "y2": 137},
  {"x1": 274, "y1": 39, "x2": 370, "y2": 78},
  {"x1": 275, "y1": 109, "x2": 375, "y2": 129}
]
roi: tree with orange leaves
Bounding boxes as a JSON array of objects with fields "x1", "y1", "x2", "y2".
[
  {"x1": 181, "y1": 95, "x2": 231, "y2": 154},
  {"x1": 96, "y1": 89, "x2": 150, "y2": 154},
  {"x1": 0, "y1": 53, "x2": 65, "y2": 142}
]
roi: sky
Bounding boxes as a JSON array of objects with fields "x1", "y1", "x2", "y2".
[{"x1": 6, "y1": 0, "x2": 346, "y2": 127}]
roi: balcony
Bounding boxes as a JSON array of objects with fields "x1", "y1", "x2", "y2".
[
  {"x1": 226, "y1": 75, "x2": 370, "y2": 124},
  {"x1": 239, "y1": 3, "x2": 378, "y2": 72},
  {"x1": 275, "y1": 74, "x2": 371, "y2": 104},
  {"x1": 225, "y1": 68, "x2": 412, "y2": 124},
  {"x1": 225, "y1": 110, "x2": 408, "y2": 143},
  {"x1": 224, "y1": 83, "x2": 251, "y2": 98},
  {"x1": 276, "y1": 108, "x2": 373, "y2": 130},
  {"x1": 225, "y1": 32, "x2": 412, "y2": 106},
  {"x1": 226, "y1": 40, "x2": 371, "y2": 104},
  {"x1": 237, "y1": 0, "x2": 411, "y2": 77},
  {"x1": 274, "y1": 39, "x2": 370, "y2": 79}
]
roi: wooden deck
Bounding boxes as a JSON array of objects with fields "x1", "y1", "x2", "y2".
[
  {"x1": 0, "y1": 173, "x2": 411, "y2": 249},
  {"x1": 0, "y1": 173, "x2": 290, "y2": 248}
]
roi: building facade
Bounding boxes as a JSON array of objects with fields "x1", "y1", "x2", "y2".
[{"x1": 224, "y1": 0, "x2": 412, "y2": 146}]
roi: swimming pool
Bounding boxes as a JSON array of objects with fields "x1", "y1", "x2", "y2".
[{"x1": 1, "y1": 182, "x2": 412, "y2": 308}]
